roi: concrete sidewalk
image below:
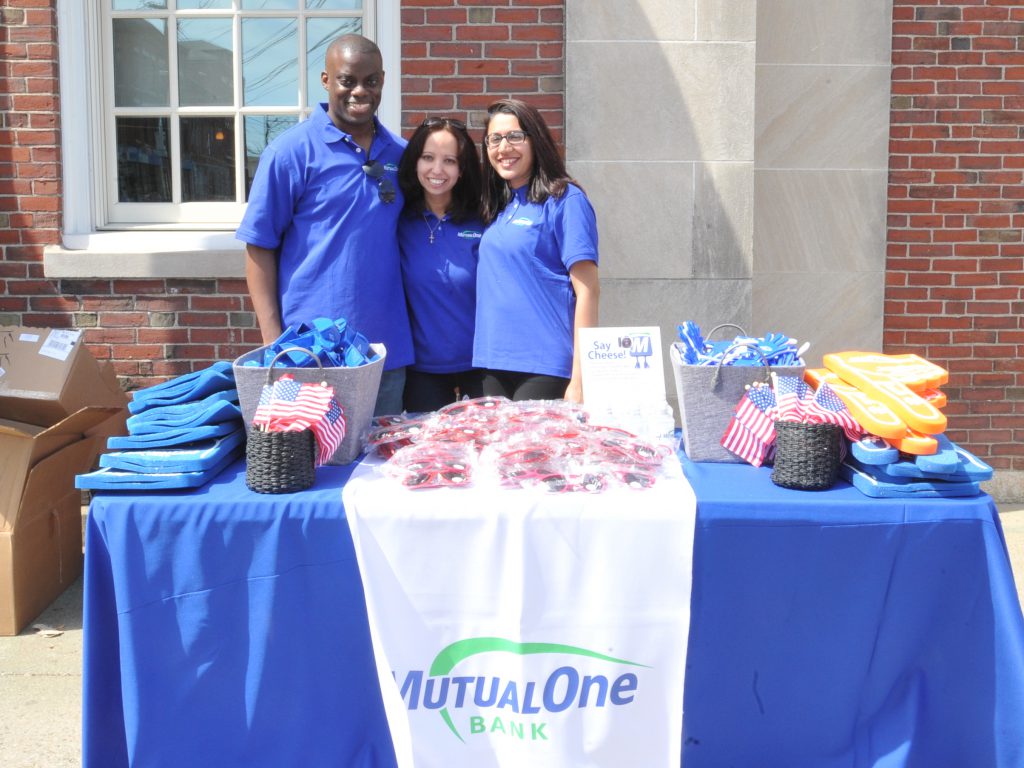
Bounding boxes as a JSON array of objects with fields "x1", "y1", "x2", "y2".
[{"x1": 2, "y1": 505, "x2": 1023, "y2": 768}]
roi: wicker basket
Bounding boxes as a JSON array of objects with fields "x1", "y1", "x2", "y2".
[
  {"x1": 245, "y1": 426, "x2": 316, "y2": 494},
  {"x1": 244, "y1": 351, "x2": 319, "y2": 494},
  {"x1": 770, "y1": 421, "x2": 842, "y2": 491}
]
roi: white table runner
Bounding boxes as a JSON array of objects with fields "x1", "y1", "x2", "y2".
[{"x1": 344, "y1": 457, "x2": 697, "y2": 768}]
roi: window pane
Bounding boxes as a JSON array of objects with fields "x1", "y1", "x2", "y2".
[
  {"x1": 244, "y1": 115, "x2": 297, "y2": 199},
  {"x1": 177, "y1": 0, "x2": 231, "y2": 8},
  {"x1": 306, "y1": 0, "x2": 362, "y2": 9},
  {"x1": 241, "y1": 0, "x2": 298, "y2": 9},
  {"x1": 113, "y1": 0, "x2": 167, "y2": 9},
  {"x1": 242, "y1": 18, "x2": 298, "y2": 107},
  {"x1": 178, "y1": 19, "x2": 234, "y2": 107},
  {"x1": 116, "y1": 117, "x2": 172, "y2": 202},
  {"x1": 306, "y1": 17, "x2": 361, "y2": 108},
  {"x1": 181, "y1": 117, "x2": 235, "y2": 202},
  {"x1": 113, "y1": 18, "x2": 169, "y2": 108}
]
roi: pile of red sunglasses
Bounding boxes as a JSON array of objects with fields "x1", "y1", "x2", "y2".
[{"x1": 369, "y1": 397, "x2": 672, "y2": 492}]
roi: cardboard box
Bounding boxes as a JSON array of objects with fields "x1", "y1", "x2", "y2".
[
  {"x1": 0, "y1": 327, "x2": 128, "y2": 635},
  {"x1": 0, "y1": 327, "x2": 127, "y2": 426}
]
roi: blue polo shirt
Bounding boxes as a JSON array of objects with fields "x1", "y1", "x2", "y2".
[
  {"x1": 236, "y1": 104, "x2": 414, "y2": 370},
  {"x1": 399, "y1": 210, "x2": 482, "y2": 373},
  {"x1": 473, "y1": 184, "x2": 599, "y2": 379}
]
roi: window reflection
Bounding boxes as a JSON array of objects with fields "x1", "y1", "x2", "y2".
[
  {"x1": 113, "y1": 1, "x2": 168, "y2": 9},
  {"x1": 116, "y1": 117, "x2": 172, "y2": 202},
  {"x1": 241, "y1": 0, "x2": 297, "y2": 9},
  {"x1": 306, "y1": 0, "x2": 362, "y2": 8},
  {"x1": 244, "y1": 115, "x2": 297, "y2": 199},
  {"x1": 178, "y1": 19, "x2": 233, "y2": 107},
  {"x1": 181, "y1": 117, "x2": 236, "y2": 202},
  {"x1": 113, "y1": 18, "x2": 169, "y2": 108},
  {"x1": 242, "y1": 18, "x2": 298, "y2": 107}
]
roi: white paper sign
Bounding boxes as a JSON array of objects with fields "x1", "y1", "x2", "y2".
[
  {"x1": 580, "y1": 326, "x2": 665, "y2": 409},
  {"x1": 39, "y1": 329, "x2": 82, "y2": 361}
]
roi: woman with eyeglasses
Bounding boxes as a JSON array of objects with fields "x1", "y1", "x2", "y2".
[
  {"x1": 396, "y1": 117, "x2": 486, "y2": 412},
  {"x1": 474, "y1": 98, "x2": 600, "y2": 403}
]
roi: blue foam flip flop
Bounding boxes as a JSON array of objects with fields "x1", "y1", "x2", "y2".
[
  {"x1": 127, "y1": 396, "x2": 242, "y2": 435},
  {"x1": 129, "y1": 361, "x2": 236, "y2": 414},
  {"x1": 106, "y1": 419, "x2": 242, "y2": 449},
  {"x1": 850, "y1": 435, "x2": 900, "y2": 465},
  {"x1": 839, "y1": 461, "x2": 981, "y2": 498},
  {"x1": 913, "y1": 432, "x2": 960, "y2": 474},
  {"x1": 99, "y1": 428, "x2": 245, "y2": 473},
  {"x1": 883, "y1": 439, "x2": 993, "y2": 483},
  {"x1": 76, "y1": 446, "x2": 241, "y2": 491}
]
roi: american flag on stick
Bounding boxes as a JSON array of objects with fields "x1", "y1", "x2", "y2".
[
  {"x1": 773, "y1": 374, "x2": 812, "y2": 422},
  {"x1": 253, "y1": 374, "x2": 346, "y2": 465},
  {"x1": 721, "y1": 383, "x2": 778, "y2": 466},
  {"x1": 804, "y1": 381, "x2": 862, "y2": 441}
]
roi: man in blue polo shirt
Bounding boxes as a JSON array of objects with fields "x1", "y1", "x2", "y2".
[{"x1": 237, "y1": 34, "x2": 413, "y2": 415}]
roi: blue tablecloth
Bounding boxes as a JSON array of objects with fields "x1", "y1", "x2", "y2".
[{"x1": 83, "y1": 457, "x2": 1024, "y2": 768}]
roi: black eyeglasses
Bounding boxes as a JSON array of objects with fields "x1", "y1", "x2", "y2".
[
  {"x1": 421, "y1": 117, "x2": 467, "y2": 130},
  {"x1": 362, "y1": 160, "x2": 396, "y2": 204},
  {"x1": 484, "y1": 130, "x2": 528, "y2": 148}
]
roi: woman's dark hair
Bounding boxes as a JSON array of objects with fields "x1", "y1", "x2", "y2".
[
  {"x1": 398, "y1": 117, "x2": 482, "y2": 222},
  {"x1": 480, "y1": 99, "x2": 579, "y2": 224}
]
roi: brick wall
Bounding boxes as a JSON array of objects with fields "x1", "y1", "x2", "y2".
[
  {"x1": 887, "y1": 0, "x2": 1024, "y2": 470},
  {"x1": 399, "y1": 0, "x2": 564, "y2": 139},
  {"x1": 2, "y1": 1, "x2": 1020, "y2": 468}
]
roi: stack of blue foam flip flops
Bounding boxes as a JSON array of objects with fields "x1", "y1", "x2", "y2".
[
  {"x1": 76, "y1": 361, "x2": 245, "y2": 491},
  {"x1": 839, "y1": 434, "x2": 993, "y2": 498}
]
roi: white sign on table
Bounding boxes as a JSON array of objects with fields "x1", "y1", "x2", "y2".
[
  {"x1": 343, "y1": 460, "x2": 696, "y2": 768},
  {"x1": 579, "y1": 326, "x2": 665, "y2": 409}
]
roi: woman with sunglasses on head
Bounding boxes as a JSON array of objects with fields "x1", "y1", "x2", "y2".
[
  {"x1": 397, "y1": 117, "x2": 486, "y2": 412},
  {"x1": 474, "y1": 98, "x2": 600, "y2": 403}
]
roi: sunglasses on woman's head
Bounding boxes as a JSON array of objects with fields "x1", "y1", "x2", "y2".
[
  {"x1": 362, "y1": 160, "x2": 396, "y2": 203},
  {"x1": 421, "y1": 117, "x2": 467, "y2": 130}
]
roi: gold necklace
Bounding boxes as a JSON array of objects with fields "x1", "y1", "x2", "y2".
[{"x1": 423, "y1": 212, "x2": 443, "y2": 244}]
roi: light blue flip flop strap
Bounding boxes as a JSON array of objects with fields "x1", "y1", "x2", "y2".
[
  {"x1": 840, "y1": 460, "x2": 981, "y2": 498},
  {"x1": 99, "y1": 428, "x2": 245, "y2": 473},
  {"x1": 106, "y1": 419, "x2": 241, "y2": 449},
  {"x1": 77, "y1": 446, "x2": 241, "y2": 491},
  {"x1": 128, "y1": 389, "x2": 239, "y2": 423},
  {"x1": 128, "y1": 366, "x2": 236, "y2": 413},
  {"x1": 127, "y1": 400, "x2": 243, "y2": 434}
]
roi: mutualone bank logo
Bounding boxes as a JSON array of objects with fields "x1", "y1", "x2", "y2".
[{"x1": 395, "y1": 637, "x2": 649, "y2": 743}]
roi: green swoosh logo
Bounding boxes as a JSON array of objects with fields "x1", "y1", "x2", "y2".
[{"x1": 428, "y1": 637, "x2": 648, "y2": 741}]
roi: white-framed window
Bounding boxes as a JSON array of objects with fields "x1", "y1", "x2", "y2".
[{"x1": 51, "y1": 0, "x2": 399, "y2": 266}]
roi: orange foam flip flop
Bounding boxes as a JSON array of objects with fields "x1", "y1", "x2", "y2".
[
  {"x1": 837, "y1": 353, "x2": 949, "y2": 390},
  {"x1": 884, "y1": 428, "x2": 938, "y2": 456},
  {"x1": 823, "y1": 352, "x2": 947, "y2": 436},
  {"x1": 803, "y1": 369, "x2": 907, "y2": 440}
]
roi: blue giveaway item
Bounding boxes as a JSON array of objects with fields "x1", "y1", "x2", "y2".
[
  {"x1": 884, "y1": 439, "x2": 993, "y2": 483},
  {"x1": 839, "y1": 461, "x2": 981, "y2": 498},
  {"x1": 850, "y1": 435, "x2": 900, "y2": 465},
  {"x1": 913, "y1": 432, "x2": 961, "y2": 475},
  {"x1": 76, "y1": 448, "x2": 241, "y2": 491},
  {"x1": 107, "y1": 419, "x2": 241, "y2": 449},
  {"x1": 126, "y1": 389, "x2": 241, "y2": 434},
  {"x1": 99, "y1": 428, "x2": 246, "y2": 474},
  {"x1": 128, "y1": 361, "x2": 236, "y2": 414},
  {"x1": 250, "y1": 317, "x2": 376, "y2": 369}
]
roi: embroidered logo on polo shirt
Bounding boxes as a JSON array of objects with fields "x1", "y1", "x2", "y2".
[
  {"x1": 458, "y1": 230, "x2": 482, "y2": 239},
  {"x1": 510, "y1": 217, "x2": 533, "y2": 227}
]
